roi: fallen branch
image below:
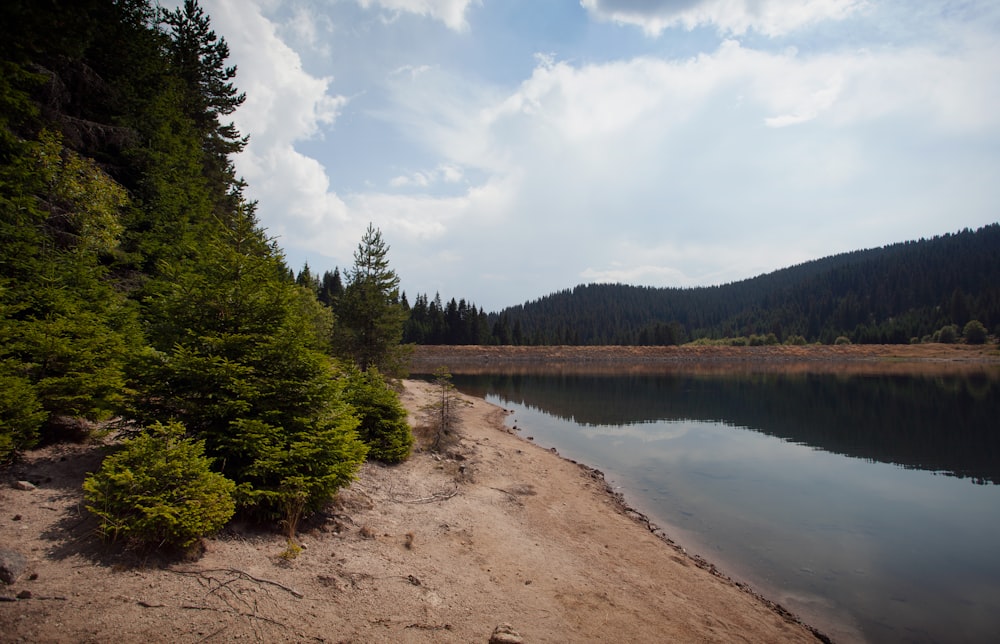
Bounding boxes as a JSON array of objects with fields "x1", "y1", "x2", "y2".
[
  {"x1": 391, "y1": 486, "x2": 459, "y2": 504},
  {"x1": 170, "y1": 567, "x2": 304, "y2": 599},
  {"x1": 489, "y1": 486, "x2": 518, "y2": 499},
  {"x1": 405, "y1": 622, "x2": 453, "y2": 631}
]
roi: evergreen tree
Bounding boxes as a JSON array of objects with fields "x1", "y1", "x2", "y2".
[
  {"x1": 334, "y1": 224, "x2": 409, "y2": 374},
  {"x1": 127, "y1": 209, "x2": 367, "y2": 520},
  {"x1": 159, "y1": 0, "x2": 246, "y2": 215},
  {"x1": 83, "y1": 421, "x2": 236, "y2": 549},
  {"x1": 341, "y1": 366, "x2": 413, "y2": 463},
  {"x1": 160, "y1": 0, "x2": 245, "y2": 155},
  {"x1": 0, "y1": 130, "x2": 140, "y2": 448},
  {"x1": 319, "y1": 268, "x2": 344, "y2": 306}
]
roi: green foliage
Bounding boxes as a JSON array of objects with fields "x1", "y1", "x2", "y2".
[
  {"x1": 417, "y1": 225, "x2": 999, "y2": 346},
  {"x1": 834, "y1": 336, "x2": 853, "y2": 345},
  {"x1": 334, "y1": 224, "x2": 409, "y2": 375},
  {"x1": 0, "y1": 130, "x2": 140, "y2": 437},
  {"x1": 1, "y1": 1, "x2": 372, "y2": 537},
  {"x1": 403, "y1": 293, "x2": 493, "y2": 345},
  {"x1": 83, "y1": 422, "x2": 235, "y2": 549},
  {"x1": 933, "y1": 324, "x2": 959, "y2": 344},
  {"x1": 0, "y1": 361, "x2": 46, "y2": 462},
  {"x1": 128, "y1": 215, "x2": 367, "y2": 520},
  {"x1": 785, "y1": 335, "x2": 808, "y2": 346},
  {"x1": 30, "y1": 130, "x2": 128, "y2": 253},
  {"x1": 963, "y1": 320, "x2": 988, "y2": 345},
  {"x1": 342, "y1": 366, "x2": 413, "y2": 463},
  {"x1": 747, "y1": 333, "x2": 779, "y2": 346}
]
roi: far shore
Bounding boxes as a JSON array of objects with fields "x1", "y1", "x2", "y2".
[{"x1": 409, "y1": 342, "x2": 1000, "y2": 376}]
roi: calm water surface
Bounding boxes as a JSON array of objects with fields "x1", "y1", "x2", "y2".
[{"x1": 450, "y1": 371, "x2": 1000, "y2": 644}]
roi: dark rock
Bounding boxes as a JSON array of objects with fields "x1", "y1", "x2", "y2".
[{"x1": 0, "y1": 550, "x2": 28, "y2": 584}]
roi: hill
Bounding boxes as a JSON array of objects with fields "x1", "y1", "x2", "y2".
[{"x1": 405, "y1": 225, "x2": 1000, "y2": 345}]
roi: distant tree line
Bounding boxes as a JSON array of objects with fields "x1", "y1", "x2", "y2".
[{"x1": 401, "y1": 224, "x2": 1000, "y2": 346}]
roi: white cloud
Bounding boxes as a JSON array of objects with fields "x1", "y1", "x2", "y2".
[
  {"x1": 282, "y1": 6, "x2": 333, "y2": 57},
  {"x1": 355, "y1": 0, "x2": 478, "y2": 31},
  {"x1": 370, "y1": 34, "x2": 1000, "y2": 304},
  {"x1": 389, "y1": 163, "x2": 464, "y2": 188},
  {"x1": 581, "y1": 0, "x2": 867, "y2": 36},
  {"x1": 201, "y1": 0, "x2": 1000, "y2": 309},
  {"x1": 202, "y1": 1, "x2": 351, "y2": 249}
]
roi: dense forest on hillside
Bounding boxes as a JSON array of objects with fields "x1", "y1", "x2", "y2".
[
  {"x1": 1, "y1": 1, "x2": 411, "y2": 544},
  {"x1": 404, "y1": 224, "x2": 1000, "y2": 346}
]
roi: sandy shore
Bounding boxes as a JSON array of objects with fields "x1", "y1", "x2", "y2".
[{"x1": 1, "y1": 378, "x2": 825, "y2": 643}]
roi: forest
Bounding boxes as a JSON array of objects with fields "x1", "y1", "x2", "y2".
[
  {"x1": 0, "y1": 1, "x2": 412, "y2": 547},
  {"x1": 401, "y1": 224, "x2": 1000, "y2": 346}
]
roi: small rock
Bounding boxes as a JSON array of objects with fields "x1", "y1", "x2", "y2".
[
  {"x1": 16, "y1": 590, "x2": 31, "y2": 600},
  {"x1": 13, "y1": 481, "x2": 36, "y2": 491},
  {"x1": 0, "y1": 550, "x2": 28, "y2": 585},
  {"x1": 489, "y1": 623, "x2": 524, "y2": 644}
]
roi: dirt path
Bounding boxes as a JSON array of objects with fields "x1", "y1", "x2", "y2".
[{"x1": 2, "y1": 379, "x2": 823, "y2": 643}]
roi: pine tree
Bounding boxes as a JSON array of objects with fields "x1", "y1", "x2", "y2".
[
  {"x1": 341, "y1": 366, "x2": 413, "y2": 463},
  {"x1": 127, "y1": 209, "x2": 367, "y2": 520},
  {"x1": 159, "y1": 0, "x2": 246, "y2": 210},
  {"x1": 319, "y1": 268, "x2": 344, "y2": 306},
  {"x1": 334, "y1": 224, "x2": 409, "y2": 374},
  {"x1": 0, "y1": 130, "x2": 140, "y2": 448},
  {"x1": 83, "y1": 421, "x2": 236, "y2": 549}
]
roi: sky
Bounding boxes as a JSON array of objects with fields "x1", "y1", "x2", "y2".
[{"x1": 194, "y1": 0, "x2": 1000, "y2": 312}]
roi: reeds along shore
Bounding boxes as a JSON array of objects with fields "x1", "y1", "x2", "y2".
[{"x1": 408, "y1": 343, "x2": 1000, "y2": 376}]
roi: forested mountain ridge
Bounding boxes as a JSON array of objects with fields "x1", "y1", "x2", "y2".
[{"x1": 404, "y1": 224, "x2": 999, "y2": 345}]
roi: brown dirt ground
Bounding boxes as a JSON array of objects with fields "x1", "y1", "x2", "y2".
[{"x1": 1, "y1": 378, "x2": 827, "y2": 644}]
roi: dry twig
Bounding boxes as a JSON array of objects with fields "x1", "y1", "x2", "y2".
[{"x1": 390, "y1": 486, "x2": 459, "y2": 504}]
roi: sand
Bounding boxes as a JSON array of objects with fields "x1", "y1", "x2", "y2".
[{"x1": 0, "y1": 378, "x2": 826, "y2": 643}]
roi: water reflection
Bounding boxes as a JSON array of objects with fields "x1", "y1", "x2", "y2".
[
  {"x1": 454, "y1": 372, "x2": 1000, "y2": 484},
  {"x1": 446, "y1": 371, "x2": 1000, "y2": 643}
]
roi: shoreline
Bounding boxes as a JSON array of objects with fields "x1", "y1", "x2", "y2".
[
  {"x1": 409, "y1": 342, "x2": 1000, "y2": 376},
  {"x1": 532, "y1": 448, "x2": 833, "y2": 643},
  {"x1": 1, "y1": 378, "x2": 826, "y2": 642},
  {"x1": 401, "y1": 379, "x2": 831, "y2": 642}
]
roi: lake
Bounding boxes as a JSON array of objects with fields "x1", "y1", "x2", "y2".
[{"x1": 447, "y1": 369, "x2": 1000, "y2": 643}]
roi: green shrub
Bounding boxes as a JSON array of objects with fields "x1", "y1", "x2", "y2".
[
  {"x1": 0, "y1": 364, "x2": 46, "y2": 462},
  {"x1": 126, "y1": 229, "x2": 368, "y2": 523},
  {"x1": 935, "y1": 324, "x2": 959, "y2": 344},
  {"x1": 83, "y1": 422, "x2": 235, "y2": 550},
  {"x1": 834, "y1": 336, "x2": 852, "y2": 345},
  {"x1": 963, "y1": 320, "x2": 988, "y2": 345},
  {"x1": 342, "y1": 366, "x2": 413, "y2": 464},
  {"x1": 785, "y1": 335, "x2": 807, "y2": 346}
]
